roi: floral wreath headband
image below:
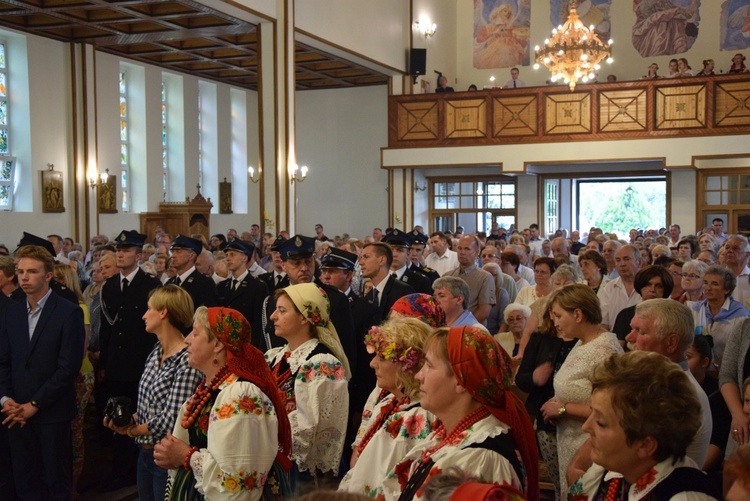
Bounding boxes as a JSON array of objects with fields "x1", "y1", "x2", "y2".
[{"x1": 364, "y1": 326, "x2": 422, "y2": 374}]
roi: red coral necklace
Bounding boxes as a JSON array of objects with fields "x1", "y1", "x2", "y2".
[
  {"x1": 181, "y1": 364, "x2": 232, "y2": 429},
  {"x1": 420, "y1": 406, "x2": 490, "y2": 462}
]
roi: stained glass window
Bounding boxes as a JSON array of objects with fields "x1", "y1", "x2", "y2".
[
  {"x1": 0, "y1": 41, "x2": 8, "y2": 156},
  {"x1": 197, "y1": 89, "x2": 203, "y2": 188},
  {"x1": 119, "y1": 70, "x2": 129, "y2": 211},
  {"x1": 161, "y1": 80, "x2": 168, "y2": 201},
  {"x1": 0, "y1": 158, "x2": 14, "y2": 209}
]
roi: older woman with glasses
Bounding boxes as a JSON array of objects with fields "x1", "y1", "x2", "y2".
[
  {"x1": 378, "y1": 326, "x2": 539, "y2": 500},
  {"x1": 692, "y1": 265, "x2": 750, "y2": 369},
  {"x1": 339, "y1": 317, "x2": 438, "y2": 496},
  {"x1": 679, "y1": 259, "x2": 707, "y2": 304}
]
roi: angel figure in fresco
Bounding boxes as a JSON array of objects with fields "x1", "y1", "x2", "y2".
[
  {"x1": 632, "y1": 0, "x2": 700, "y2": 57},
  {"x1": 474, "y1": 2, "x2": 528, "y2": 69}
]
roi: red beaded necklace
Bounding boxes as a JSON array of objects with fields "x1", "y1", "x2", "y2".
[
  {"x1": 357, "y1": 394, "x2": 410, "y2": 455},
  {"x1": 420, "y1": 406, "x2": 490, "y2": 462},
  {"x1": 181, "y1": 364, "x2": 232, "y2": 429}
]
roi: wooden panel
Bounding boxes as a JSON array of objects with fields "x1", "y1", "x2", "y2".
[
  {"x1": 444, "y1": 99, "x2": 487, "y2": 139},
  {"x1": 545, "y1": 92, "x2": 591, "y2": 134},
  {"x1": 655, "y1": 84, "x2": 706, "y2": 129},
  {"x1": 599, "y1": 88, "x2": 647, "y2": 132},
  {"x1": 396, "y1": 101, "x2": 439, "y2": 141},
  {"x1": 715, "y1": 81, "x2": 750, "y2": 127},
  {"x1": 493, "y1": 95, "x2": 538, "y2": 137}
]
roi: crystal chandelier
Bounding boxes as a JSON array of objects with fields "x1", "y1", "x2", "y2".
[{"x1": 533, "y1": 0, "x2": 613, "y2": 91}]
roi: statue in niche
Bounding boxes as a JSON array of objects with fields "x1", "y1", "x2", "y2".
[{"x1": 219, "y1": 177, "x2": 233, "y2": 214}]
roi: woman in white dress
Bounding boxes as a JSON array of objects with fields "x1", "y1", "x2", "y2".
[
  {"x1": 339, "y1": 317, "x2": 438, "y2": 496},
  {"x1": 538, "y1": 283, "x2": 623, "y2": 495},
  {"x1": 378, "y1": 326, "x2": 539, "y2": 501},
  {"x1": 265, "y1": 283, "x2": 350, "y2": 493}
]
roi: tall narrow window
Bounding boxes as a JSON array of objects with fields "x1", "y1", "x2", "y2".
[
  {"x1": 161, "y1": 81, "x2": 168, "y2": 201},
  {"x1": 0, "y1": 40, "x2": 14, "y2": 210},
  {"x1": 197, "y1": 89, "x2": 203, "y2": 189},
  {"x1": 119, "y1": 71, "x2": 130, "y2": 211},
  {"x1": 545, "y1": 179, "x2": 559, "y2": 236}
]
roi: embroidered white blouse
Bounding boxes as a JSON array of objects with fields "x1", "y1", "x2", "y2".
[{"x1": 265, "y1": 338, "x2": 349, "y2": 475}]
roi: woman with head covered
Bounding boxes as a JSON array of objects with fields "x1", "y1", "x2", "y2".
[
  {"x1": 265, "y1": 283, "x2": 350, "y2": 492},
  {"x1": 153, "y1": 306, "x2": 292, "y2": 500},
  {"x1": 378, "y1": 326, "x2": 538, "y2": 500}
]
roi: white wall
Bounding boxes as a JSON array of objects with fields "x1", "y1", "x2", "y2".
[
  {"x1": 411, "y1": 0, "x2": 458, "y2": 93},
  {"x1": 294, "y1": 85, "x2": 389, "y2": 238},
  {"x1": 295, "y1": 0, "x2": 409, "y2": 72}
]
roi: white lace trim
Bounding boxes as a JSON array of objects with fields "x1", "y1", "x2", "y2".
[{"x1": 191, "y1": 450, "x2": 205, "y2": 494}]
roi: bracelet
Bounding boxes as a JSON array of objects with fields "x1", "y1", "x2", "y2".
[{"x1": 183, "y1": 446, "x2": 199, "y2": 471}]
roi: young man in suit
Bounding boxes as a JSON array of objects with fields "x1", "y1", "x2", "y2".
[
  {"x1": 216, "y1": 239, "x2": 269, "y2": 348},
  {"x1": 383, "y1": 229, "x2": 432, "y2": 294},
  {"x1": 258, "y1": 235, "x2": 290, "y2": 292},
  {"x1": 99, "y1": 230, "x2": 161, "y2": 490},
  {"x1": 0, "y1": 245, "x2": 85, "y2": 499},
  {"x1": 167, "y1": 235, "x2": 217, "y2": 309},
  {"x1": 360, "y1": 242, "x2": 414, "y2": 319}
]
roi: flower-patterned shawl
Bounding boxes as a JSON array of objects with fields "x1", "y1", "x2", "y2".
[
  {"x1": 391, "y1": 293, "x2": 446, "y2": 327},
  {"x1": 207, "y1": 307, "x2": 292, "y2": 457},
  {"x1": 284, "y1": 283, "x2": 351, "y2": 379},
  {"x1": 447, "y1": 326, "x2": 539, "y2": 501}
]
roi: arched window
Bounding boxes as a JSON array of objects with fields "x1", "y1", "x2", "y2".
[{"x1": 119, "y1": 70, "x2": 130, "y2": 212}]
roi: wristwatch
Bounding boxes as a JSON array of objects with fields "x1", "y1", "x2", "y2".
[{"x1": 557, "y1": 403, "x2": 567, "y2": 416}]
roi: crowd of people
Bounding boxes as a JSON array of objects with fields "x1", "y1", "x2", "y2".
[
  {"x1": 433, "y1": 52, "x2": 749, "y2": 93},
  {"x1": 2, "y1": 219, "x2": 750, "y2": 500}
]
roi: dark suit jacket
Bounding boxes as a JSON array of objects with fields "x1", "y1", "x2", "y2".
[
  {"x1": 263, "y1": 279, "x2": 357, "y2": 370},
  {"x1": 375, "y1": 275, "x2": 415, "y2": 319},
  {"x1": 100, "y1": 269, "x2": 161, "y2": 383},
  {"x1": 0, "y1": 291, "x2": 85, "y2": 424},
  {"x1": 258, "y1": 271, "x2": 289, "y2": 292},
  {"x1": 171, "y1": 269, "x2": 216, "y2": 309},
  {"x1": 410, "y1": 263, "x2": 440, "y2": 286},
  {"x1": 400, "y1": 268, "x2": 433, "y2": 295},
  {"x1": 347, "y1": 291, "x2": 380, "y2": 413},
  {"x1": 216, "y1": 273, "x2": 269, "y2": 349}
]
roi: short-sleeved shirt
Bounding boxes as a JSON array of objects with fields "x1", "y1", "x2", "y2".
[{"x1": 445, "y1": 264, "x2": 496, "y2": 312}]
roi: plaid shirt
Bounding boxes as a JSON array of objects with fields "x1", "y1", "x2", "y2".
[{"x1": 136, "y1": 344, "x2": 202, "y2": 445}]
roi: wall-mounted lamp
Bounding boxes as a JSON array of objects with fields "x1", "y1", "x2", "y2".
[
  {"x1": 289, "y1": 164, "x2": 308, "y2": 184},
  {"x1": 88, "y1": 168, "x2": 110, "y2": 188},
  {"x1": 263, "y1": 210, "x2": 274, "y2": 229},
  {"x1": 414, "y1": 181, "x2": 427, "y2": 192},
  {"x1": 415, "y1": 15, "x2": 437, "y2": 38},
  {"x1": 248, "y1": 166, "x2": 260, "y2": 184}
]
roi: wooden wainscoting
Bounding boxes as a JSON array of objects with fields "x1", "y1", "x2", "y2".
[{"x1": 388, "y1": 74, "x2": 750, "y2": 148}]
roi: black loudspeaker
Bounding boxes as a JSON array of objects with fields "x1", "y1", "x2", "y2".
[{"x1": 409, "y1": 48, "x2": 426, "y2": 78}]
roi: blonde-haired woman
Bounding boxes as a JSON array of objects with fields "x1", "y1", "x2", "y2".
[
  {"x1": 340, "y1": 317, "x2": 438, "y2": 496},
  {"x1": 266, "y1": 283, "x2": 350, "y2": 493}
]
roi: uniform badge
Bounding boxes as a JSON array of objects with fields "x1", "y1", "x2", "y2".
[{"x1": 295, "y1": 236, "x2": 302, "y2": 247}]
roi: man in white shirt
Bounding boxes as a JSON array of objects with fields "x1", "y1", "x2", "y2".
[
  {"x1": 724, "y1": 235, "x2": 750, "y2": 307},
  {"x1": 502, "y1": 67, "x2": 526, "y2": 89},
  {"x1": 597, "y1": 245, "x2": 642, "y2": 329},
  {"x1": 551, "y1": 237, "x2": 582, "y2": 281},
  {"x1": 425, "y1": 231, "x2": 459, "y2": 276},
  {"x1": 527, "y1": 223, "x2": 544, "y2": 261}
]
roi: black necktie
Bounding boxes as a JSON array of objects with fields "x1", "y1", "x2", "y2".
[
  {"x1": 371, "y1": 288, "x2": 380, "y2": 306},
  {"x1": 174, "y1": 276, "x2": 181, "y2": 286},
  {"x1": 121, "y1": 278, "x2": 129, "y2": 292},
  {"x1": 391, "y1": 273, "x2": 398, "y2": 280},
  {"x1": 513, "y1": 80, "x2": 516, "y2": 88},
  {"x1": 232, "y1": 279, "x2": 239, "y2": 291},
  {"x1": 275, "y1": 275, "x2": 282, "y2": 286}
]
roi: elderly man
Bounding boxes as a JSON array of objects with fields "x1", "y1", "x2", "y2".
[
  {"x1": 432, "y1": 276, "x2": 488, "y2": 332},
  {"x1": 601, "y1": 240, "x2": 621, "y2": 280},
  {"x1": 195, "y1": 249, "x2": 215, "y2": 278},
  {"x1": 724, "y1": 235, "x2": 750, "y2": 306},
  {"x1": 570, "y1": 230, "x2": 585, "y2": 255},
  {"x1": 551, "y1": 237, "x2": 582, "y2": 281},
  {"x1": 597, "y1": 245, "x2": 642, "y2": 330},
  {"x1": 625, "y1": 300, "x2": 712, "y2": 467},
  {"x1": 425, "y1": 231, "x2": 458, "y2": 276},
  {"x1": 507, "y1": 244, "x2": 536, "y2": 285},
  {"x1": 167, "y1": 235, "x2": 216, "y2": 309},
  {"x1": 444, "y1": 236, "x2": 496, "y2": 324},
  {"x1": 480, "y1": 245, "x2": 518, "y2": 303}
]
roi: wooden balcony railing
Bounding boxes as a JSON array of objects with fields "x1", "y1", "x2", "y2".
[{"x1": 388, "y1": 74, "x2": 750, "y2": 148}]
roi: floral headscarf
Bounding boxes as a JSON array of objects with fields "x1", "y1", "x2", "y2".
[
  {"x1": 207, "y1": 307, "x2": 292, "y2": 456},
  {"x1": 447, "y1": 326, "x2": 539, "y2": 501},
  {"x1": 283, "y1": 283, "x2": 351, "y2": 379},
  {"x1": 391, "y1": 293, "x2": 446, "y2": 327}
]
